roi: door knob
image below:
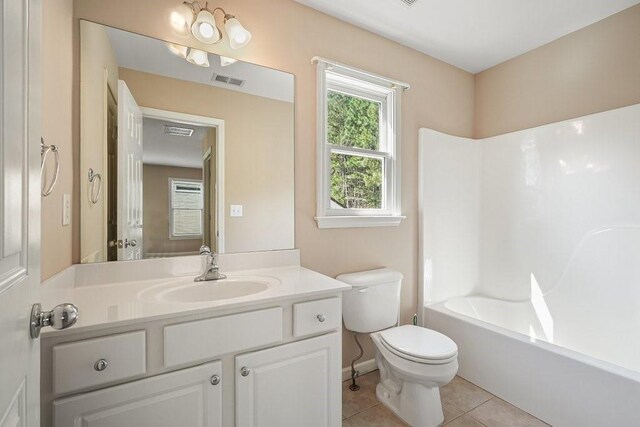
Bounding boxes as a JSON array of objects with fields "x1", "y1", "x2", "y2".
[
  {"x1": 240, "y1": 366, "x2": 251, "y2": 377},
  {"x1": 30, "y1": 303, "x2": 79, "y2": 338},
  {"x1": 124, "y1": 239, "x2": 137, "y2": 248}
]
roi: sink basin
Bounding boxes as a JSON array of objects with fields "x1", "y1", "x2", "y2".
[{"x1": 140, "y1": 276, "x2": 278, "y2": 304}]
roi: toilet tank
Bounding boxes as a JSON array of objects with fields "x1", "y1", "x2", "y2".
[{"x1": 337, "y1": 268, "x2": 403, "y2": 334}]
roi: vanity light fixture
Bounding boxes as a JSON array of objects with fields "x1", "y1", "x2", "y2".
[
  {"x1": 173, "y1": 2, "x2": 252, "y2": 49},
  {"x1": 191, "y1": 7, "x2": 221, "y2": 44},
  {"x1": 166, "y1": 42, "x2": 189, "y2": 59},
  {"x1": 170, "y1": 2, "x2": 195, "y2": 35},
  {"x1": 186, "y1": 48, "x2": 210, "y2": 67},
  {"x1": 220, "y1": 56, "x2": 237, "y2": 67},
  {"x1": 224, "y1": 15, "x2": 252, "y2": 49}
]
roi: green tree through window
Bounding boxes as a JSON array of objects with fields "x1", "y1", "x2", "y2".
[{"x1": 327, "y1": 91, "x2": 382, "y2": 209}]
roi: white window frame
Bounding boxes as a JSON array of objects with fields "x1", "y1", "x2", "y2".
[
  {"x1": 169, "y1": 177, "x2": 204, "y2": 240},
  {"x1": 313, "y1": 57, "x2": 408, "y2": 228}
]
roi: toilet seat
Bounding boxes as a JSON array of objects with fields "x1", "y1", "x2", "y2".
[{"x1": 379, "y1": 325, "x2": 458, "y2": 365}]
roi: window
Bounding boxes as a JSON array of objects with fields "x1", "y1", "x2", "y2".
[
  {"x1": 314, "y1": 57, "x2": 408, "y2": 228},
  {"x1": 169, "y1": 178, "x2": 204, "y2": 239}
]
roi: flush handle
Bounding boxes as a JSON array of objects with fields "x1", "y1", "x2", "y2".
[{"x1": 30, "y1": 303, "x2": 79, "y2": 338}]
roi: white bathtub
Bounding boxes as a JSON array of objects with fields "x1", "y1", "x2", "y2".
[
  {"x1": 424, "y1": 296, "x2": 640, "y2": 426},
  {"x1": 419, "y1": 107, "x2": 640, "y2": 426}
]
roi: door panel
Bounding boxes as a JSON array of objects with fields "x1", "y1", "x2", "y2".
[
  {"x1": 235, "y1": 333, "x2": 341, "y2": 427},
  {"x1": 117, "y1": 80, "x2": 143, "y2": 260},
  {"x1": 53, "y1": 361, "x2": 222, "y2": 427},
  {"x1": 0, "y1": 0, "x2": 41, "y2": 426}
]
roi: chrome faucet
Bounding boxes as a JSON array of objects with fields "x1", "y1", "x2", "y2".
[{"x1": 195, "y1": 245, "x2": 227, "y2": 282}]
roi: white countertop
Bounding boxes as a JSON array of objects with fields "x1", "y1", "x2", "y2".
[{"x1": 40, "y1": 263, "x2": 350, "y2": 337}]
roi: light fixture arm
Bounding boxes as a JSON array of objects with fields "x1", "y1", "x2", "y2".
[
  {"x1": 183, "y1": 1, "x2": 206, "y2": 13},
  {"x1": 177, "y1": 1, "x2": 251, "y2": 49},
  {"x1": 211, "y1": 7, "x2": 234, "y2": 22}
]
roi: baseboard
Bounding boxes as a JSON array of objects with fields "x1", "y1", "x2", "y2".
[{"x1": 341, "y1": 358, "x2": 377, "y2": 382}]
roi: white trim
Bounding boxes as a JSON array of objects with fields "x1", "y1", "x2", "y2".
[
  {"x1": 341, "y1": 358, "x2": 378, "y2": 382},
  {"x1": 140, "y1": 107, "x2": 225, "y2": 253},
  {"x1": 314, "y1": 59, "x2": 405, "y2": 229},
  {"x1": 316, "y1": 216, "x2": 405, "y2": 229},
  {"x1": 312, "y1": 57, "x2": 410, "y2": 90}
]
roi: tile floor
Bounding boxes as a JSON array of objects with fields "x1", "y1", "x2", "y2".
[{"x1": 342, "y1": 370, "x2": 549, "y2": 427}]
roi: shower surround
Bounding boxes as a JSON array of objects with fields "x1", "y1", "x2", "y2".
[{"x1": 419, "y1": 104, "x2": 640, "y2": 426}]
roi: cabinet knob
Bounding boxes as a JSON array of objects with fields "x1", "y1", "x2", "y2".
[
  {"x1": 94, "y1": 359, "x2": 108, "y2": 372},
  {"x1": 210, "y1": 374, "x2": 220, "y2": 385},
  {"x1": 317, "y1": 314, "x2": 326, "y2": 323},
  {"x1": 240, "y1": 366, "x2": 251, "y2": 377}
]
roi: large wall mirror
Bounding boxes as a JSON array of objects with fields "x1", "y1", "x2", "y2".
[{"x1": 80, "y1": 20, "x2": 295, "y2": 263}]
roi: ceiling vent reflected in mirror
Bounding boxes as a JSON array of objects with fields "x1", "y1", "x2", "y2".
[
  {"x1": 211, "y1": 73, "x2": 246, "y2": 87},
  {"x1": 164, "y1": 125, "x2": 195, "y2": 137}
]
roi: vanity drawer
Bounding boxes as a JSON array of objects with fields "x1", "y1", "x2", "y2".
[
  {"x1": 293, "y1": 298, "x2": 340, "y2": 337},
  {"x1": 53, "y1": 331, "x2": 146, "y2": 395},
  {"x1": 164, "y1": 307, "x2": 283, "y2": 367}
]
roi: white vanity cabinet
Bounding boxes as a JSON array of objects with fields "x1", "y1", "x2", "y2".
[
  {"x1": 43, "y1": 293, "x2": 345, "y2": 427},
  {"x1": 235, "y1": 332, "x2": 341, "y2": 427},
  {"x1": 54, "y1": 361, "x2": 223, "y2": 427}
]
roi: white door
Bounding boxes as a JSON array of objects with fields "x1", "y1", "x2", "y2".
[
  {"x1": 117, "y1": 80, "x2": 143, "y2": 260},
  {"x1": 235, "y1": 333, "x2": 341, "y2": 427},
  {"x1": 0, "y1": 0, "x2": 41, "y2": 426},
  {"x1": 53, "y1": 361, "x2": 223, "y2": 427}
]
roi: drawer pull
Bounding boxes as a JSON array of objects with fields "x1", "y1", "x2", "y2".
[
  {"x1": 317, "y1": 314, "x2": 326, "y2": 323},
  {"x1": 210, "y1": 374, "x2": 220, "y2": 386},
  {"x1": 94, "y1": 359, "x2": 108, "y2": 372},
  {"x1": 240, "y1": 366, "x2": 251, "y2": 377}
]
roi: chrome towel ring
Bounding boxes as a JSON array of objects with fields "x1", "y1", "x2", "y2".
[
  {"x1": 41, "y1": 137, "x2": 59, "y2": 197},
  {"x1": 88, "y1": 168, "x2": 102, "y2": 204}
]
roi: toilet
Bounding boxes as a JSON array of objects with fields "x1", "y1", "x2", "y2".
[{"x1": 338, "y1": 268, "x2": 458, "y2": 427}]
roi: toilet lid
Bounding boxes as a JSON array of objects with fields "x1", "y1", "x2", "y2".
[{"x1": 379, "y1": 325, "x2": 458, "y2": 361}]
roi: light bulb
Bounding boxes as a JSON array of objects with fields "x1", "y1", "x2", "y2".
[
  {"x1": 170, "y1": 3, "x2": 194, "y2": 35},
  {"x1": 224, "y1": 16, "x2": 252, "y2": 49},
  {"x1": 191, "y1": 9, "x2": 221, "y2": 44},
  {"x1": 186, "y1": 48, "x2": 210, "y2": 67},
  {"x1": 220, "y1": 56, "x2": 238, "y2": 67},
  {"x1": 166, "y1": 43, "x2": 189, "y2": 59}
]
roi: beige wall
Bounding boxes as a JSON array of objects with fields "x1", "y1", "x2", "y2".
[
  {"x1": 45, "y1": 0, "x2": 476, "y2": 367},
  {"x1": 41, "y1": 0, "x2": 639, "y2": 368},
  {"x1": 119, "y1": 67, "x2": 295, "y2": 253},
  {"x1": 475, "y1": 4, "x2": 640, "y2": 138},
  {"x1": 143, "y1": 165, "x2": 203, "y2": 256},
  {"x1": 79, "y1": 21, "x2": 120, "y2": 263},
  {"x1": 41, "y1": 0, "x2": 74, "y2": 280}
]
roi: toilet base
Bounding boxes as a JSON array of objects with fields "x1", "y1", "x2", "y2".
[{"x1": 376, "y1": 381, "x2": 444, "y2": 427}]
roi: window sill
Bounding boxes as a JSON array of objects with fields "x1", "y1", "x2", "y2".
[{"x1": 315, "y1": 215, "x2": 405, "y2": 229}]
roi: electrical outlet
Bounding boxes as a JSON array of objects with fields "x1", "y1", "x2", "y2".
[
  {"x1": 230, "y1": 205, "x2": 243, "y2": 217},
  {"x1": 62, "y1": 194, "x2": 71, "y2": 226}
]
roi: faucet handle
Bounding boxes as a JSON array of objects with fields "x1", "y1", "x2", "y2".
[{"x1": 199, "y1": 245, "x2": 212, "y2": 255}]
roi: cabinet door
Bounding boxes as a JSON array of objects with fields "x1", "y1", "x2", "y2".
[
  {"x1": 54, "y1": 361, "x2": 222, "y2": 427},
  {"x1": 236, "y1": 333, "x2": 341, "y2": 427}
]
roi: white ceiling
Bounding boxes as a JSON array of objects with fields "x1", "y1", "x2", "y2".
[
  {"x1": 295, "y1": 0, "x2": 640, "y2": 73},
  {"x1": 142, "y1": 117, "x2": 206, "y2": 169},
  {"x1": 106, "y1": 27, "x2": 294, "y2": 102}
]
